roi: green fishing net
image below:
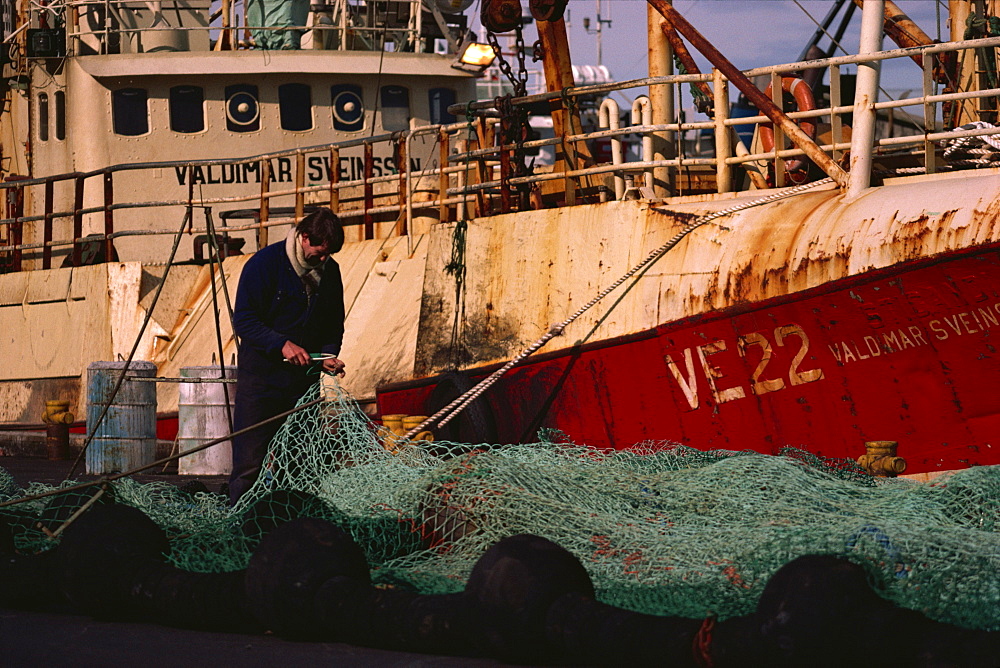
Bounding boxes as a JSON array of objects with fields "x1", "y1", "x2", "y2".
[{"x1": 3, "y1": 381, "x2": 999, "y2": 630}]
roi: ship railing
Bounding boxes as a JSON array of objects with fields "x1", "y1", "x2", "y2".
[
  {"x1": 4, "y1": 35, "x2": 1000, "y2": 271},
  {"x1": 51, "y1": 0, "x2": 453, "y2": 55},
  {"x1": 447, "y1": 33, "x2": 1000, "y2": 194}
]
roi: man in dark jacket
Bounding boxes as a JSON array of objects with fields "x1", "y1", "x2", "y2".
[{"x1": 228, "y1": 207, "x2": 346, "y2": 504}]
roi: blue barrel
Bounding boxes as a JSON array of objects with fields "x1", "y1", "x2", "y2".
[
  {"x1": 178, "y1": 365, "x2": 236, "y2": 476},
  {"x1": 86, "y1": 361, "x2": 157, "y2": 475}
]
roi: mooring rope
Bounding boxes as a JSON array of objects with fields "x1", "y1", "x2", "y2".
[{"x1": 403, "y1": 177, "x2": 836, "y2": 440}]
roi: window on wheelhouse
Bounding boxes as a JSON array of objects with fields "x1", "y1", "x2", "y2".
[
  {"x1": 428, "y1": 88, "x2": 457, "y2": 125},
  {"x1": 279, "y1": 83, "x2": 312, "y2": 131},
  {"x1": 330, "y1": 84, "x2": 364, "y2": 132},
  {"x1": 112, "y1": 88, "x2": 149, "y2": 136},
  {"x1": 226, "y1": 84, "x2": 260, "y2": 133},
  {"x1": 54, "y1": 91, "x2": 66, "y2": 140},
  {"x1": 380, "y1": 85, "x2": 409, "y2": 132},
  {"x1": 38, "y1": 93, "x2": 48, "y2": 141},
  {"x1": 170, "y1": 85, "x2": 205, "y2": 133}
]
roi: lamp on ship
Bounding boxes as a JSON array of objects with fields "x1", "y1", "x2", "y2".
[{"x1": 452, "y1": 40, "x2": 496, "y2": 73}]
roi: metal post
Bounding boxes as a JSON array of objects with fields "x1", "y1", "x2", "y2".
[
  {"x1": 72, "y1": 174, "x2": 84, "y2": 267},
  {"x1": 599, "y1": 98, "x2": 624, "y2": 199},
  {"x1": 259, "y1": 159, "x2": 271, "y2": 249},
  {"x1": 647, "y1": 2, "x2": 673, "y2": 197},
  {"x1": 103, "y1": 172, "x2": 114, "y2": 262},
  {"x1": 712, "y1": 69, "x2": 733, "y2": 194},
  {"x1": 363, "y1": 142, "x2": 374, "y2": 240},
  {"x1": 439, "y1": 128, "x2": 449, "y2": 223},
  {"x1": 329, "y1": 147, "x2": 340, "y2": 212},
  {"x1": 43, "y1": 180, "x2": 54, "y2": 269},
  {"x1": 294, "y1": 152, "x2": 305, "y2": 221},
  {"x1": 770, "y1": 71, "x2": 786, "y2": 187},
  {"x1": 396, "y1": 137, "x2": 408, "y2": 235},
  {"x1": 830, "y1": 65, "x2": 844, "y2": 161},
  {"x1": 923, "y1": 55, "x2": 937, "y2": 174},
  {"x1": 847, "y1": 0, "x2": 885, "y2": 199}
]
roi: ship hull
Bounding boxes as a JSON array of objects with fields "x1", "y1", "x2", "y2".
[{"x1": 378, "y1": 242, "x2": 1000, "y2": 472}]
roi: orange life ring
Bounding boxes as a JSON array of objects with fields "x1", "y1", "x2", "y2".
[{"x1": 759, "y1": 77, "x2": 817, "y2": 184}]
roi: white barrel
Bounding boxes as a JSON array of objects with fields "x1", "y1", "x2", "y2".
[
  {"x1": 178, "y1": 366, "x2": 236, "y2": 475},
  {"x1": 86, "y1": 361, "x2": 157, "y2": 475}
]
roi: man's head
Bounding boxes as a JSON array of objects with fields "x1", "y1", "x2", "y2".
[{"x1": 296, "y1": 207, "x2": 344, "y2": 262}]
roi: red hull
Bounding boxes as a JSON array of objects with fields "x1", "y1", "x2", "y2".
[{"x1": 378, "y1": 247, "x2": 1000, "y2": 473}]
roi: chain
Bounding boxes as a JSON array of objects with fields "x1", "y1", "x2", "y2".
[
  {"x1": 486, "y1": 25, "x2": 533, "y2": 207},
  {"x1": 486, "y1": 25, "x2": 528, "y2": 98},
  {"x1": 513, "y1": 24, "x2": 529, "y2": 98},
  {"x1": 486, "y1": 31, "x2": 517, "y2": 95}
]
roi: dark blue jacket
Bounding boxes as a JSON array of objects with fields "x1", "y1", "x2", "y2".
[{"x1": 233, "y1": 240, "x2": 345, "y2": 389}]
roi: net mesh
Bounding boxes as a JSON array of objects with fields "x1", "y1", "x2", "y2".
[{"x1": 3, "y1": 381, "x2": 999, "y2": 630}]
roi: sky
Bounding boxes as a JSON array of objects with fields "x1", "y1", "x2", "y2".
[{"x1": 472, "y1": 1, "x2": 950, "y2": 98}]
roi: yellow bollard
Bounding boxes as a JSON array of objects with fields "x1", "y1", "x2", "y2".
[
  {"x1": 41, "y1": 400, "x2": 75, "y2": 460},
  {"x1": 858, "y1": 440, "x2": 907, "y2": 477},
  {"x1": 379, "y1": 414, "x2": 407, "y2": 453}
]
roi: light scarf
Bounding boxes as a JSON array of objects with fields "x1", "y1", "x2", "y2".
[{"x1": 285, "y1": 228, "x2": 324, "y2": 296}]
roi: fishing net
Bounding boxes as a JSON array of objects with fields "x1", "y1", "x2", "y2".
[{"x1": 2, "y1": 381, "x2": 999, "y2": 631}]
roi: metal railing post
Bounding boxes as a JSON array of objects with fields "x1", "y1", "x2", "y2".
[
  {"x1": 923, "y1": 54, "x2": 937, "y2": 174},
  {"x1": 396, "y1": 136, "x2": 408, "y2": 235},
  {"x1": 294, "y1": 152, "x2": 305, "y2": 221},
  {"x1": 4, "y1": 179, "x2": 25, "y2": 272},
  {"x1": 438, "y1": 128, "x2": 450, "y2": 223},
  {"x1": 258, "y1": 159, "x2": 270, "y2": 248},
  {"x1": 770, "y1": 71, "x2": 786, "y2": 187},
  {"x1": 363, "y1": 142, "x2": 374, "y2": 240},
  {"x1": 103, "y1": 171, "x2": 114, "y2": 262},
  {"x1": 43, "y1": 180, "x2": 54, "y2": 269},
  {"x1": 72, "y1": 174, "x2": 84, "y2": 266},
  {"x1": 830, "y1": 64, "x2": 844, "y2": 161},
  {"x1": 598, "y1": 97, "x2": 624, "y2": 199},
  {"x1": 329, "y1": 147, "x2": 340, "y2": 212},
  {"x1": 847, "y1": 0, "x2": 885, "y2": 199},
  {"x1": 713, "y1": 68, "x2": 733, "y2": 193}
]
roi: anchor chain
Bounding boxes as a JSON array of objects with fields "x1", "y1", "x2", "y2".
[{"x1": 487, "y1": 24, "x2": 534, "y2": 210}]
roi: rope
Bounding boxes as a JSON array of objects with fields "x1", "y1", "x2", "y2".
[{"x1": 402, "y1": 177, "x2": 836, "y2": 439}]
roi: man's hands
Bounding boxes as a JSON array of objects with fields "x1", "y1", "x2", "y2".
[
  {"x1": 282, "y1": 341, "x2": 311, "y2": 366},
  {"x1": 282, "y1": 341, "x2": 346, "y2": 377},
  {"x1": 322, "y1": 356, "x2": 347, "y2": 377}
]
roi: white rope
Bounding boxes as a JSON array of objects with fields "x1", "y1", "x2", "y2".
[
  {"x1": 943, "y1": 121, "x2": 1000, "y2": 159},
  {"x1": 402, "y1": 177, "x2": 836, "y2": 440}
]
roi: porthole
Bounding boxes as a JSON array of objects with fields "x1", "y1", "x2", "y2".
[
  {"x1": 38, "y1": 93, "x2": 49, "y2": 141},
  {"x1": 54, "y1": 91, "x2": 66, "y2": 140},
  {"x1": 380, "y1": 85, "x2": 409, "y2": 132},
  {"x1": 170, "y1": 85, "x2": 205, "y2": 133},
  {"x1": 279, "y1": 83, "x2": 312, "y2": 131},
  {"x1": 331, "y1": 84, "x2": 363, "y2": 132},
  {"x1": 112, "y1": 88, "x2": 149, "y2": 136},
  {"x1": 429, "y1": 87, "x2": 457, "y2": 125},
  {"x1": 226, "y1": 84, "x2": 259, "y2": 132}
]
